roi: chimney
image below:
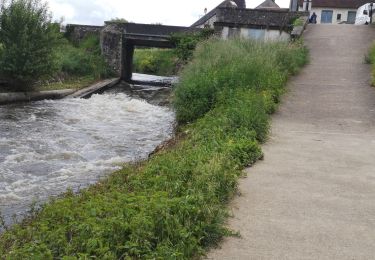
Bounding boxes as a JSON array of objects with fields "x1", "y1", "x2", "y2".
[{"x1": 233, "y1": 0, "x2": 246, "y2": 8}]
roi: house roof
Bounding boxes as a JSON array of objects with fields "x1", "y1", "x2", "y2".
[
  {"x1": 191, "y1": 0, "x2": 246, "y2": 27},
  {"x1": 256, "y1": 0, "x2": 280, "y2": 9},
  {"x1": 215, "y1": 7, "x2": 304, "y2": 29},
  {"x1": 298, "y1": 0, "x2": 369, "y2": 9}
]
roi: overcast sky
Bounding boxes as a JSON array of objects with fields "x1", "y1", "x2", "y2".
[{"x1": 47, "y1": 0, "x2": 290, "y2": 26}]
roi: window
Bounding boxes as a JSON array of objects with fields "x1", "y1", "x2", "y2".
[
  {"x1": 337, "y1": 14, "x2": 342, "y2": 20},
  {"x1": 228, "y1": 27, "x2": 241, "y2": 38}
]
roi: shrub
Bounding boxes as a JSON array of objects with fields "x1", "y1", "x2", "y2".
[
  {"x1": 174, "y1": 39, "x2": 308, "y2": 124},
  {"x1": 133, "y1": 48, "x2": 178, "y2": 76},
  {"x1": 0, "y1": 0, "x2": 61, "y2": 89},
  {"x1": 366, "y1": 43, "x2": 375, "y2": 85},
  {"x1": 171, "y1": 29, "x2": 214, "y2": 62},
  {"x1": 55, "y1": 36, "x2": 113, "y2": 79}
]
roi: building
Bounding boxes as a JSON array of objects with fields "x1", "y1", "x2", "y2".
[
  {"x1": 215, "y1": 7, "x2": 301, "y2": 41},
  {"x1": 256, "y1": 0, "x2": 281, "y2": 10},
  {"x1": 191, "y1": 0, "x2": 307, "y2": 42},
  {"x1": 191, "y1": 0, "x2": 246, "y2": 28},
  {"x1": 298, "y1": 0, "x2": 369, "y2": 24}
]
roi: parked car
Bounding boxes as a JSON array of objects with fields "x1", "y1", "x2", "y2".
[{"x1": 355, "y1": 3, "x2": 374, "y2": 25}]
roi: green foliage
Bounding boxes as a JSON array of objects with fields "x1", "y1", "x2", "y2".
[
  {"x1": 174, "y1": 39, "x2": 309, "y2": 124},
  {"x1": 55, "y1": 35, "x2": 113, "y2": 79},
  {"x1": 366, "y1": 43, "x2": 375, "y2": 85},
  {"x1": 171, "y1": 29, "x2": 215, "y2": 62},
  {"x1": 133, "y1": 30, "x2": 214, "y2": 76},
  {"x1": 0, "y1": 0, "x2": 61, "y2": 89},
  {"x1": 0, "y1": 39, "x2": 308, "y2": 259},
  {"x1": 133, "y1": 48, "x2": 178, "y2": 76},
  {"x1": 109, "y1": 17, "x2": 128, "y2": 23},
  {"x1": 292, "y1": 17, "x2": 305, "y2": 27}
]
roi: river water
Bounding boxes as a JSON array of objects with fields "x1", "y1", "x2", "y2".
[{"x1": 0, "y1": 80, "x2": 175, "y2": 224}]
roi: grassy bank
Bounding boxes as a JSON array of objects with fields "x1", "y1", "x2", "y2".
[{"x1": 0, "y1": 38, "x2": 308, "y2": 259}]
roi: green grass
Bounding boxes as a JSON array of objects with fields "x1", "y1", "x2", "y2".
[
  {"x1": 35, "y1": 76, "x2": 98, "y2": 91},
  {"x1": 0, "y1": 38, "x2": 308, "y2": 259},
  {"x1": 366, "y1": 43, "x2": 375, "y2": 85},
  {"x1": 55, "y1": 36, "x2": 113, "y2": 80},
  {"x1": 133, "y1": 48, "x2": 178, "y2": 76}
]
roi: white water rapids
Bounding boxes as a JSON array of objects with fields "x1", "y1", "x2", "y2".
[{"x1": 0, "y1": 91, "x2": 174, "y2": 223}]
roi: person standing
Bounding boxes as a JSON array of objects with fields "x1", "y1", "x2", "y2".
[{"x1": 310, "y1": 12, "x2": 317, "y2": 24}]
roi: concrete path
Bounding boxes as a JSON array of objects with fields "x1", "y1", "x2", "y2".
[{"x1": 208, "y1": 25, "x2": 375, "y2": 259}]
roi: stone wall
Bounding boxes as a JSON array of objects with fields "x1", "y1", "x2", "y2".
[
  {"x1": 215, "y1": 7, "x2": 309, "y2": 30},
  {"x1": 65, "y1": 24, "x2": 103, "y2": 44},
  {"x1": 100, "y1": 23, "x2": 123, "y2": 76},
  {"x1": 100, "y1": 22, "x2": 201, "y2": 76}
]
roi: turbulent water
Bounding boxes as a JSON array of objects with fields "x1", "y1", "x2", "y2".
[{"x1": 0, "y1": 91, "x2": 175, "y2": 223}]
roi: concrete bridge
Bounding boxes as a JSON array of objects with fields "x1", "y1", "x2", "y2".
[
  {"x1": 66, "y1": 23, "x2": 200, "y2": 82},
  {"x1": 119, "y1": 23, "x2": 200, "y2": 81}
]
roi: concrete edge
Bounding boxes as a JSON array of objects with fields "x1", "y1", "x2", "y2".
[
  {"x1": 0, "y1": 78, "x2": 120, "y2": 105},
  {"x1": 65, "y1": 78, "x2": 120, "y2": 99},
  {"x1": 291, "y1": 16, "x2": 309, "y2": 38},
  {"x1": 0, "y1": 89, "x2": 76, "y2": 105}
]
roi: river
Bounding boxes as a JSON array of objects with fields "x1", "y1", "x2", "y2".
[{"x1": 0, "y1": 77, "x2": 175, "y2": 225}]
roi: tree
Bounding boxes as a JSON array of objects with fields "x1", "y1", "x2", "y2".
[
  {"x1": 109, "y1": 17, "x2": 128, "y2": 23},
  {"x1": 0, "y1": 0, "x2": 61, "y2": 89}
]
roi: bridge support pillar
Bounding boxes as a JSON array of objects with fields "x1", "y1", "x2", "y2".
[{"x1": 121, "y1": 39, "x2": 134, "y2": 82}]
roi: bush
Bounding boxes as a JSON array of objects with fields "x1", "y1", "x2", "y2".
[
  {"x1": 55, "y1": 35, "x2": 113, "y2": 79},
  {"x1": 174, "y1": 39, "x2": 308, "y2": 124},
  {"x1": 171, "y1": 29, "x2": 214, "y2": 62},
  {"x1": 0, "y1": 39, "x2": 308, "y2": 259},
  {"x1": 133, "y1": 48, "x2": 178, "y2": 76},
  {"x1": 133, "y1": 30, "x2": 215, "y2": 76},
  {"x1": 0, "y1": 0, "x2": 61, "y2": 89},
  {"x1": 365, "y1": 43, "x2": 375, "y2": 85}
]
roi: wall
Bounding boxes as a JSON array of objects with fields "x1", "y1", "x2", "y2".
[
  {"x1": 221, "y1": 26, "x2": 290, "y2": 41},
  {"x1": 100, "y1": 22, "x2": 200, "y2": 77},
  {"x1": 100, "y1": 23, "x2": 123, "y2": 76},
  {"x1": 65, "y1": 24, "x2": 103, "y2": 43},
  {"x1": 310, "y1": 8, "x2": 358, "y2": 24},
  {"x1": 298, "y1": 6, "x2": 358, "y2": 24},
  {"x1": 215, "y1": 8, "x2": 299, "y2": 28},
  {"x1": 214, "y1": 8, "x2": 308, "y2": 42}
]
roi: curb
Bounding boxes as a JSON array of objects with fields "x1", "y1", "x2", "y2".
[
  {"x1": 0, "y1": 89, "x2": 75, "y2": 105},
  {"x1": 65, "y1": 78, "x2": 120, "y2": 99}
]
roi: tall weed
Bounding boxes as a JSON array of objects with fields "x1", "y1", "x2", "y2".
[{"x1": 55, "y1": 36, "x2": 113, "y2": 80}]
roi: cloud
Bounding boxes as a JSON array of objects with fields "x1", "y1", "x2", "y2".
[{"x1": 46, "y1": 0, "x2": 290, "y2": 26}]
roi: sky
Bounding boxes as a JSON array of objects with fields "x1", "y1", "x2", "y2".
[{"x1": 47, "y1": 0, "x2": 291, "y2": 26}]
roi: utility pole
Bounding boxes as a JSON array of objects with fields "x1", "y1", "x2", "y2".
[{"x1": 370, "y1": 3, "x2": 374, "y2": 24}]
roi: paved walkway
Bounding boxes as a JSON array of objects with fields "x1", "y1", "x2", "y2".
[{"x1": 208, "y1": 25, "x2": 375, "y2": 259}]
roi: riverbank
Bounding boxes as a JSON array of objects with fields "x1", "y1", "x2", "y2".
[{"x1": 0, "y1": 39, "x2": 308, "y2": 258}]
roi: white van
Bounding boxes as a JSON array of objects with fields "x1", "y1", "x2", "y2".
[{"x1": 355, "y1": 3, "x2": 374, "y2": 25}]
